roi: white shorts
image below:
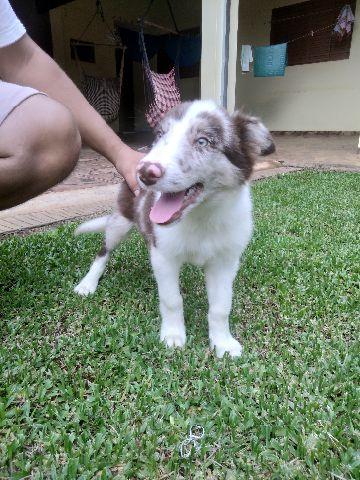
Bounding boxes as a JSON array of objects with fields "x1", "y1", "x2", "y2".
[{"x1": 0, "y1": 80, "x2": 45, "y2": 126}]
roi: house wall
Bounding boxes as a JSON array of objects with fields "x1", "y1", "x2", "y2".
[
  {"x1": 49, "y1": 0, "x2": 201, "y2": 130},
  {"x1": 236, "y1": 0, "x2": 360, "y2": 131}
]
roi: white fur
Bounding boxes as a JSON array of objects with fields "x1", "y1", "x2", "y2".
[
  {"x1": 151, "y1": 185, "x2": 252, "y2": 357},
  {"x1": 74, "y1": 253, "x2": 109, "y2": 296},
  {"x1": 74, "y1": 100, "x2": 270, "y2": 358},
  {"x1": 75, "y1": 186, "x2": 252, "y2": 357},
  {"x1": 248, "y1": 119, "x2": 274, "y2": 155},
  {"x1": 75, "y1": 216, "x2": 109, "y2": 235},
  {"x1": 143, "y1": 100, "x2": 236, "y2": 195},
  {"x1": 74, "y1": 214, "x2": 132, "y2": 295}
]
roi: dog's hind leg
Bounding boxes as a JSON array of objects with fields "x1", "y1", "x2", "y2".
[{"x1": 74, "y1": 213, "x2": 133, "y2": 296}]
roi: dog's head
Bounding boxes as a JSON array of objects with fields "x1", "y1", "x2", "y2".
[{"x1": 137, "y1": 100, "x2": 274, "y2": 225}]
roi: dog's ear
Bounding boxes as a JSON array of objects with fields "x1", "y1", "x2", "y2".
[{"x1": 231, "y1": 111, "x2": 275, "y2": 156}]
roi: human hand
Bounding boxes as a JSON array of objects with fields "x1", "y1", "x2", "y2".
[{"x1": 114, "y1": 145, "x2": 145, "y2": 196}]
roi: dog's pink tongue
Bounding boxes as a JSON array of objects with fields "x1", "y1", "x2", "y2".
[{"x1": 150, "y1": 191, "x2": 186, "y2": 224}]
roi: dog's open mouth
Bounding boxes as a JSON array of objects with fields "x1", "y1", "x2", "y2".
[{"x1": 150, "y1": 183, "x2": 204, "y2": 225}]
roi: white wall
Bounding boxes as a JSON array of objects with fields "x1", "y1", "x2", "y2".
[
  {"x1": 201, "y1": 0, "x2": 227, "y2": 106},
  {"x1": 236, "y1": 0, "x2": 360, "y2": 131}
]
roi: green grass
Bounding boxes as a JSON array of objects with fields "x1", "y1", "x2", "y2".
[{"x1": 0, "y1": 172, "x2": 359, "y2": 479}]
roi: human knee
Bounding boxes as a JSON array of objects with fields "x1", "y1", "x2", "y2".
[
  {"x1": 56, "y1": 108, "x2": 81, "y2": 177},
  {"x1": 0, "y1": 97, "x2": 82, "y2": 209},
  {"x1": 11, "y1": 100, "x2": 82, "y2": 185},
  {"x1": 30, "y1": 99, "x2": 81, "y2": 181},
  {"x1": 16, "y1": 96, "x2": 81, "y2": 185}
]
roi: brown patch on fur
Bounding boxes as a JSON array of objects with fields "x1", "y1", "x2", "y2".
[
  {"x1": 196, "y1": 111, "x2": 226, "y2": 146},
  {"x1": 117, "y1": 181, "x2": 135, "y2": 221},
  {"x1": 171, "y1": 110, "x2": 228, "y2": 175},
  {"x1": 225, "y1": 112, "x2": 258, "y2": 180},
  {"x1": 143, "y1": 192, "x2": 156, "y2": 240},
  {"x1": 135, "y1": 190, "x2": 156, "y2": 247},
  {"x1": 117, "y1": 182, "x2": 156, "y2": 246}
]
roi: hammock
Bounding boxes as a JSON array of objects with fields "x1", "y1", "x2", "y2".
[
  {"x1": 138, "y1": 0, "x2": 181, "y2": 128},
  {"x1": 81, "y1": 74, "x2": 123, "y2": 123},
  {"x1": 72, "y1": 0, "x2": 126, "y2": 123},
  {"x1": 139, "y1": 29, "x2": 180, "y2": 128}
]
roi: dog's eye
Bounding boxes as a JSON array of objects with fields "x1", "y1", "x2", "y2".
[{"x1": 196, "y1": 137, "x2": 209, "y2": 147}]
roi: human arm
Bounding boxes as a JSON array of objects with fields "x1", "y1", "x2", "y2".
[{"x1": 0, "y1": 34, "x2": 142, "y2": 194}]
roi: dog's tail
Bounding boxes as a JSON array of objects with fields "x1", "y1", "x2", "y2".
[{"x1": 75, "y1": 215, "x2": 109, "y2": 235}]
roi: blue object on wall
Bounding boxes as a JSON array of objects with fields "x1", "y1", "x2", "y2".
[{"x1": 254, "y1": 43, "x2": 287, "y2": 77}]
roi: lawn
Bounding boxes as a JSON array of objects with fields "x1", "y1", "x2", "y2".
[{"x1": 0, "y1": 172, "x2": 359, "y2": 479}]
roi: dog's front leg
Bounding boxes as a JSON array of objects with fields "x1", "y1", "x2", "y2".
[
  {"x1": 151, "y1": 248, "x2": 185, "y2": 349},
  {"x1": 205, "y1": 256, "x2": 242, "y2": 358}
]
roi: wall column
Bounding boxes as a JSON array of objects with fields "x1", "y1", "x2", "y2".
[{"x1": 201, "y1": 0, "x2": 239, "y2": 111}]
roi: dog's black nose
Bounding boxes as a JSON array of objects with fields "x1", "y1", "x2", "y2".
[{"x1": 137, "y1": 162, "x2": 164, "y2": 186}]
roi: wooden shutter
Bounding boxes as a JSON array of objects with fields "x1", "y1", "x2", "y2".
[{"x1": 270, "y1": 0, "x2": 356, "y2": 66}]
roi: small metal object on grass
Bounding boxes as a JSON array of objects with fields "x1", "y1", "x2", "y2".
[{"x1": 179, "y1": 425, "x2": 204, "y2": 459}]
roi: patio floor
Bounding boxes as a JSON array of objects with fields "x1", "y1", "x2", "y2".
[{"x1": 0, "y1": 133, "x2": 359, "y2": 236}]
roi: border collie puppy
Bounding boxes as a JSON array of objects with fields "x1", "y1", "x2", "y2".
[{"x1": 74, "y1": 100, "x2": 275, "y2": 357}]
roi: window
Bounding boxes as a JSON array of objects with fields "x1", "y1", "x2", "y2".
[{"x1": 270, "y1": 0, "x2": 356, "y2": 66}]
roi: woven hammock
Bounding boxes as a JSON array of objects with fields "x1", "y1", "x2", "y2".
[
  {"x1": 143, "y1": 66, "x2": 180, "y2": 128},
  {"x1": 72, "y1": 1, "x2": 125, "y2": 123},
  {"x1": 80, "y1": 73, "x2": 122, "y2": 124},
  {"x1": 138, "y1": 0, "x2": 181, "y2": 128},
  {"x1": 139, "y1": 29, "x2": 181, "y2": 128}
]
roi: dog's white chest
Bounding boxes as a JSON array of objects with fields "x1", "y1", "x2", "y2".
[{"x1": 154, "y1": 185, "x2": 253, "y2": 266}]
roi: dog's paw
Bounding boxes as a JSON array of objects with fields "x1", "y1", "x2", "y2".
[
  {"x1": 74, "y1": 279, "x2": 97, "y2": 296},
  {"x1": 211, "y1": 335, "x2": 243, "y2": 358},
  {"x1": 161, "y1": 329, "x2": 186, "y2": 349}
]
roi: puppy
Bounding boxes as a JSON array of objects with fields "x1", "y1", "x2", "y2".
[{"x1": 74, "y1": 100, "x2": 274, "y2": 357}]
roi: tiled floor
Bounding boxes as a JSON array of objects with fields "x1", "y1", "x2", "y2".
[{"x1": 0, "y1": 134, "x2": 359, "y2": 235}]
